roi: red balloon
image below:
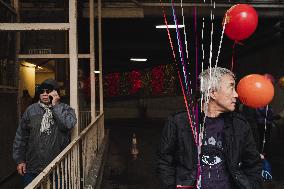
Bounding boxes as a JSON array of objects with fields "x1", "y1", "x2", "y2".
[
  {"x1": 237, "y1": 74, "x2": 274, "y2": 108},
  {"x1": 224, "y1": 4, "x2": 258, "y2": 41}
]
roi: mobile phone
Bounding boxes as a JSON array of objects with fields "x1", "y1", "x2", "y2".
[{"x1": 49, "y1": 95, "x2": 53, "y2": 102}]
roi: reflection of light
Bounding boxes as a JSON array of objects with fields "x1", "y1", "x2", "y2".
[
  {"x1": 240, "y1": 12, "x2": 248, "y2": 18},
  {"x1": 130, "y1": 58, "x2": 147, "y2": 62},
  {"x1": 156, "y1": 25, "x2": 185, "y2": 29},
  {"x1": 256, "y1": 82, "x2": 262, "y2": 88},
  {"x1": 94, "y1": 70, "x2": 100, "y2": 74},
  {"x1": 37, "y1": 66, "x2": 43, "y2": 70},
  {"x1": 21, "y1": 61, "x2": 36, "y2": 68}
]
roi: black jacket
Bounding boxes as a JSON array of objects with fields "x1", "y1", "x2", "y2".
[
  {"x1": 13, "y1": 102, "x2": 77, "y2": 174},
  {"x1": 157, "y1": 111, "x2": 263, "y2": 189}
]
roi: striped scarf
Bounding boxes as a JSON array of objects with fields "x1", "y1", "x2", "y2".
[{"x1": 39, "y1": 102, "x2": 54, "y2": 135}]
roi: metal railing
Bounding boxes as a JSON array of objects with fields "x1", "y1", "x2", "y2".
[
  {"x1": 79, "y1": 110, "x2": 92, "y2": 131},
  {"x1": 25, "y1": 113, "x2": 105, "y2": 189}
]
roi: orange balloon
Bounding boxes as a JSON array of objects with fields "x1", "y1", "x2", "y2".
[{"x1": 237, "y1": 74, "x2": 274, "y2": 108}]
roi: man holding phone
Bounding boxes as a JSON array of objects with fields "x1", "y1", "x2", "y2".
[{"x1": 13, "y1": 79, "x2": 77, "y2": 186}]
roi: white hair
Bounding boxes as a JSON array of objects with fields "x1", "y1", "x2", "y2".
[{"x1": 199, "y1": 67, "x2": 235, "y2": 101}]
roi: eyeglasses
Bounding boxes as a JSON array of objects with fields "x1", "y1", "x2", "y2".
[{"x1": 40, "y1": 89, "x2": 52, "y2": 94}]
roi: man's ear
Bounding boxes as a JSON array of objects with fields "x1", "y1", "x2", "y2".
[{"x1": 210, "y1": 90, "x2": 217, "y2": 100}]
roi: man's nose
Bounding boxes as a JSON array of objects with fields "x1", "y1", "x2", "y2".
[{"x1": 233, "y1": 89, "x2": 238, "y2": 98}]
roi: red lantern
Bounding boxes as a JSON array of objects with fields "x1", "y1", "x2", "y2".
[
  {"x1": 151, "y1": 66, "x2": 164, "y2": 96},
  {"x1": 129, "y1": 70, "x2": 142, "y2": 95},
  {"x1": 224, "y1": 4, "x2": 258, "y2": 41},
  {"x1": 237, "y1": 74, "x2": 274, "y2": 108}
]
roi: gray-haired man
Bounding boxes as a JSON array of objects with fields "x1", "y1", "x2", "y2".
[{"x1": 157, "y1": 67, "x2": 262, "y2": 189}]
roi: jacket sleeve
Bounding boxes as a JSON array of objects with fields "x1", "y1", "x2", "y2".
[
  {"x1": 12, "y1": 109, "x2": 30, "y2": 164},
  {"x1": 241, "y1": 121, "x2": 263, "y2": 189},
  {"x1": 240, "y1": 106, "x2": 261, "y2": 152},
  {"x1": 52, "y1": 103, "x2": 77, "y2": 132},
  {"x1": 157, "y1": 115, "x2": 177, "y2": 189}
]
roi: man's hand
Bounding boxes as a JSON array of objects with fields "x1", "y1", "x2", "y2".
[
  {"x1": 49, "y1": 90, "x2": 60, "y2": 106},
  {"x1": 17, "y1": 162, "x2": 26, "y2": 176}
]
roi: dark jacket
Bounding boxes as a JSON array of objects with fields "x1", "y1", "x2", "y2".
[
  {"x1": 157, "y1": 111, "x2": 263, "y2": 189},
  {"x1": 13, "y1": 102, "x2": 77, "y2": 174}
]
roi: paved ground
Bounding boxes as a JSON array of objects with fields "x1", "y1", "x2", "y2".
[{"x1": 101, "y1": 119, "x2": 284, "y2": 189}]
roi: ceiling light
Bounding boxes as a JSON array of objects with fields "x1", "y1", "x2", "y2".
[
  {"x1": 130, "y1": 58, "x2": 147, "y2": 62},
  {"x1": 155, "y1": 25, "x2": 185, "y2": 29}
]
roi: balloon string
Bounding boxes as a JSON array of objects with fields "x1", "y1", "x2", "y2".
[
  {"x1": 194, "y1": 6, "x2": 199, "y2": 130},
  {"x1": 194, "y1": 7, "x2": 201, "y2": 188},
  {"x1": 194, "y1": 6, "x2": 198, "y2": 92},
  {"x1": 178, "y1": 70, "x2": 197, "y2": 144},
  {"x1": 262, "y1": 105, "x2": 269, "y2": 154},
  {"x1": 231, "y1": 41, "x2": 236, "y2": 71},
  {"x1": 171, "y1": 0, "x2": 191, "y2": 93},
  {"x1": 159, "y1": 0, "x2": 197, "y2": 145}
]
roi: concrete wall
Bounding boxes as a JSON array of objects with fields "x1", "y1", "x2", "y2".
[
  {"x1": 19, "y1": 62, "x2": 35, "y2": 97},
  {"x1": 104, "y1": 96, "x2": 185, "y2": 119}
]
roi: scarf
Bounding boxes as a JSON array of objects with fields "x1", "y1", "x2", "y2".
[{"x1": 39, "y1": 102, "x2": 54, "y2": 135}]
